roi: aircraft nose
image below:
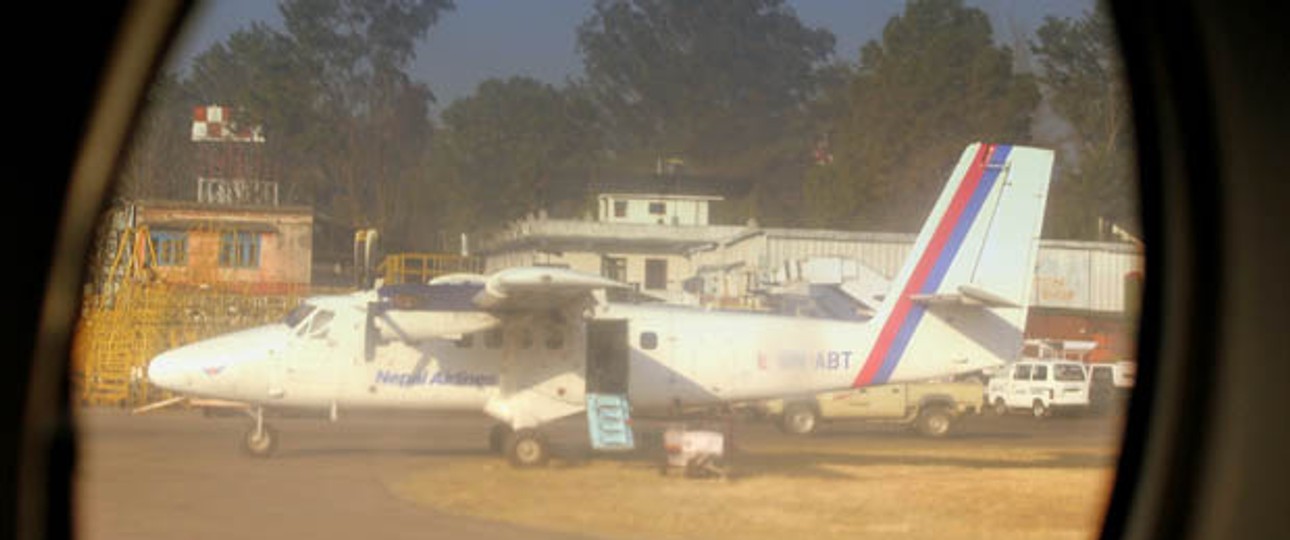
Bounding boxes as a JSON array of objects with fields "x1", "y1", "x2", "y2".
[{"x1": 147, "y1": 350, "x2": 193, "y2": 391}]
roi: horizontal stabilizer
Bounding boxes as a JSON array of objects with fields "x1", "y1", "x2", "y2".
[{"x1": 909, "y1": 284, "x2": 1021, "y2": 308}]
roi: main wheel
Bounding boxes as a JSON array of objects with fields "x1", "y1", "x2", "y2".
[
  {"x1": 505, "y1": 428, "x2": 549, "y2": 468},
  {"x1": 993, "y1": 398, "x2": 1009, "y2": 416},
  {"x1": 1032, "y1": 400, "x2": 1049, "y2": 419},
  {"x1": 488, "y1": 423, "x2": 512, "y2": 454},
  {"x1": 241, "y1": 424, "x2": 278, "y2": 458},
  {"x1": 915, "y1": 406, "x2": 954, "y2": 438},
  {"x1": 780, "y1": 403, "x2": 819, "y2": 436}
]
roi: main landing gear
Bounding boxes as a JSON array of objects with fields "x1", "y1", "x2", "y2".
[
  {"x1": 241, "y1": 406, "x2": 278, "y2": 457},
  {"x1": 490, "y1": 423, "x2": 550, "y2": 468}
]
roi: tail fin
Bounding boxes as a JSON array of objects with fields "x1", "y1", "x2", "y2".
[{"x1": 852, "y1": 143, "x2": 1054, "y2": 386}]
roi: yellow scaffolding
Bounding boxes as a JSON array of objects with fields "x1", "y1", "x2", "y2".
[{"x1": 72, "y1": 226, "x2": 311, "y2": 407}]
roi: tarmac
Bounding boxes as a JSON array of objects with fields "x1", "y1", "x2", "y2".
[{"x1": 74, "y1": 407, "x2": 1124, "y2": 540}]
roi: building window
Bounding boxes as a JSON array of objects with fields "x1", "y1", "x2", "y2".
[
  {"x1": 485, "y1": 328, "x2": 503, "y2": 349},
  {"x1": 640, "y1": 332, "x2": 658, "y2": 350},
  {"x1": 601, "y1": 256, "x2": 627, "y2": 282},
  {"x1": 613, "y1": 201, "x2": 627, "y2": 218},
  {"x1": 645, "y1": 259, "x2": 668, "y2": 290},
  {"x1": 648, "y1": 202, "x2": 666, "y2": 215},
  {"x1": 545, "y1": 328, "x2": 564, "y2": 350},
  {"x1": 149, "y1": 229, "x2": 187, "y2": 266},
  {"x1": 219, "y1": 231, "x2": 261, "y2": 268}
]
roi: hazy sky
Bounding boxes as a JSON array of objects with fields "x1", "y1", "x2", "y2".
[{"x1": 169, "y1": 0, "x2": 1093, "y2": 110}]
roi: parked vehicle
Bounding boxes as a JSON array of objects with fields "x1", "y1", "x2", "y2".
[
  {"x1": 759, "y1": 380, "x2": 983, "y2": 437},
  {"x1": 986, "y1": 360, "x2": 1090, "y2": 417},
  {"x1": 1086, "y1": 361, "x2": 1135, "y2": 412}
]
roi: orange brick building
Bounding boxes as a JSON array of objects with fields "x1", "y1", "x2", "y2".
[{"x1": 130, "y1": 200, "x2": 312, "y2": 292}]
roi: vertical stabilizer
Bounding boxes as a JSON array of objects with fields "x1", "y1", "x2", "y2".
[{"x1": 852, "y1": 143, "x2": 1054, "y2": 386}]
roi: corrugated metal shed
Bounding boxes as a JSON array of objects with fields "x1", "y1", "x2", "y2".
[{"x1": 481, "y1": 217, "x2": 1145, "y2": 315}]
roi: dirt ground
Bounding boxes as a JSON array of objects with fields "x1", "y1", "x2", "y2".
[
  {"x1": 388, "y1": 426, "x2": 1117, "y2": 540},
  {"x1": 76, "y1": 409, "x2": 1122, "y2": 540}
]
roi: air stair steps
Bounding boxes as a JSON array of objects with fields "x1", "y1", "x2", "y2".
[{"x1": 586, "y1": 393, "x2": 635, "y2": 451}]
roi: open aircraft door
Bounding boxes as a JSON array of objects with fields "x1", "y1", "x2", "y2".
[{"x1": 585, "y1": 319, "x2": 633, "y2": 450}]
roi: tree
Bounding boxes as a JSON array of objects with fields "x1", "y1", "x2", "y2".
[
  {"x1": 177, "y1": 1, "x2": 454, "y2": 251},
  {"x1": 805, "y1": 0, "x2": 1040, "y2": 231},
  {"x1": 428, "y1": 77, "x2": 605, "y2": 232},
  {"x1": 576, "y1": 0, "x2": 836, "y2": 222},
  {"x1": 1033, "y1": 3, "x2": 1136, "y2": 239},
  {"x1": 116, "y1": 72, "x2": 196, "y2": 200}
]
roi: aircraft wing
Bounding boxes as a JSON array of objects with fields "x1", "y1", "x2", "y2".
[
  {"x1": 909, "y1": 284, "x2": 1021, "y2": 308},
  {"x1": 371, "y1": 282, "x2": 500, "y2": 341},
  {"x1": 473, "y1": 267, "x2": 629, "y2": 312},
  {"x1": 369, "y1": 267, "x2": 627, "y2": 341}
]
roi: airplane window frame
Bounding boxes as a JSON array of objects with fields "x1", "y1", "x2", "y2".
[{"x1": 15, "y1": 1, "x2": 1289, "y2": 540}]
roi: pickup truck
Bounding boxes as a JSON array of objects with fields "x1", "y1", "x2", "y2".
[{"x1": 759, "y1": 380, "x2": 984, "y2": 437}]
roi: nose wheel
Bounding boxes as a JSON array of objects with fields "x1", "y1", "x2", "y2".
[
  {"x1": 241, "y1": 406, "x2": 278, "y2": 457},
  {"x1": 504, "y1": 428, "x2": 549, "y2": 468}
]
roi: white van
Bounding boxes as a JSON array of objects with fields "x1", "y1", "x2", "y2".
[{"x1": 986, "y1": 360, "x2": 1090, "y2": 417}]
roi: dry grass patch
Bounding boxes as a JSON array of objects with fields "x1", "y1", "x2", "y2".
[{"x1": 387, "y1": 445, "x2": 1116, "y2": 540}]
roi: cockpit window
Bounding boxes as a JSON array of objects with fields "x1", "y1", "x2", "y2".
[
  {"x1": 283, "y1": 304, "x2": 316, "y2": 329},
  {"x1": 305, "y1": 309, "x2": 334, "y2": 336}
]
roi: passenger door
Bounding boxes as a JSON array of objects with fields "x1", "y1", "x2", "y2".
[
  {"x1": 1031, "y1": 364, "x2": 1050, "y2": 405},
  {"x1": 1007, "y1": 364, "x2": 1033, "y2": 407},
  {"x1": 834, "y1": 384, "x2": 906, "y2": 418}
]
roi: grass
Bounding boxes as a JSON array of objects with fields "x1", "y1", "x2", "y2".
[{"x1": 386, "y1": 442, "x2": 1117, "y2": 540}]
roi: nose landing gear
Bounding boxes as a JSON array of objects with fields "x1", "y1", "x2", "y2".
[{"x1": 241, "y1": 406, "x2": 278, "y2": 457}]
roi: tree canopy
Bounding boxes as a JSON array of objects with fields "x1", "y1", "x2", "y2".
[
  {"x1": 115, "y1": 0, "x2": 1137, "y2": 255},
  {"x1": 1032, "y1": 3, "x2": 1137, "y2": 239},
  {"x1": 427, "y1": 77, "x2": 605, "y2": 231},
  {"x1": 804, "y1": 0, "x2": 1040, "y2": 231}
]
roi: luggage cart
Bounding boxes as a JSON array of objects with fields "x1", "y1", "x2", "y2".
[{"x1": 659, "y1": 423, "x2": 730, "y2": 479}]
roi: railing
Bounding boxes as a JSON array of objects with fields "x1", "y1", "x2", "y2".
[{"x1": 379, "y1": 253, "x2": 484, "y2": 285}]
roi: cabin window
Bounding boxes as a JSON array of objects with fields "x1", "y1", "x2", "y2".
[
  {"x1": 645, "y1": 259, "x2": 668, "y2": 290},
  {"x1": 601, "y1": 256, "x2": 627, "y2": 282},
  {"x1": 218, "y1": 230, "x2": 261, "y2": 268},
  {"x1": 1013, "y1": 365, "x2": 1032, "y2": 380},
  {"x1": 455, "y1": 334, "x2": 474, "y2": 348},
  {"x1": 149, "y1": 229, "x2": 187, "y2": 266},
  {"x1": 1032, "y1": 365, "x2": 1049, "y2": 381},
  {"x1": 640, "y1": 332, "x2": 658, "y2": 350},
  {"x1": 648, "y1": 202, "x2": 666, "y2": 215},
  {"x1": 613, "y1": 201, "x2": 627, "y2": 218},
  {"x1": 485, "y1": 328, "x2": 503, "y2": 349}
]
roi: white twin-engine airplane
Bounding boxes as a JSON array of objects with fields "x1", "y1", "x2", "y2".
[{"x1": 146, "y1": 142, "x2": 1054, "y2": 466}]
